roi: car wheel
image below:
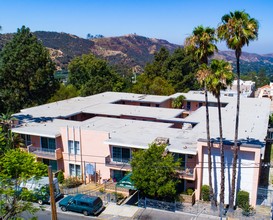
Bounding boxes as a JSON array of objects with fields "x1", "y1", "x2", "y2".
[
  {"x1": 83, "y1": 210, "x2": 88, "y2": 216},
  {"x1": 37, "y1": 200, "x2": 43, "y2": 205},
  {"x1": 61, "y1": 206, "x2": 67, "y2": 212}
]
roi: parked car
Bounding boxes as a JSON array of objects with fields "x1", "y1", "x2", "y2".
[
  {"x1": 59, "y1": 194, "x2": 104, "y2": 216},
  {"x1": 20, "y1": 176, "x2": 62, "y2": 205}
]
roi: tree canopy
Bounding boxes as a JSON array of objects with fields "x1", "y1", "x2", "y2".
[
  {"x1": 185, "y1": 25, "x2": 217, "y2": 64},
  {"x1": 0, "y1": 149, "x2": 48, "y2": 219},
  {"x1": 130, "y1": 143, "x2": 180, "y2": 200},
  {"x1": 0, "y1": 26, "x2": 59, "y2": 114},
  {"x1": 172, "y1": 95, "x2": 186, "y2": 109},
  {"x1": 48, "y1": 84, "x2": 79, "y2": 103},
  {"x1": 207, "y1": 59, "x2": 234, "y2": 98},
  {"x1": 68, "y1": 54, "x2": 125, "y2": 96},
  {"x1": 132, "y1": 47, "x2": 199, "y2": 95},
  {"x1": 0, "y1": 149, "x2": 47, "y2": 179}
]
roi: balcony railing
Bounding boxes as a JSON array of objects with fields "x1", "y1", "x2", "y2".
[
  {"x1": 27, "y1": 145, "x2": 62, "y2": 160},
  {"x1": 105, "y1": 155, "x2": 131, "y2": 170},
  {"x1": 176, "y1": 167, "x2": 196, "y2": 181}
]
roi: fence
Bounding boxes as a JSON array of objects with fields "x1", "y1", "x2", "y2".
[
  {"x1": 257, "y1": 187, "x2": 273, "y2": 206},
  {"x1": 138, "y1": 197, "x2": 271, "y2": 219},
  {"x1": 138, "y1": 197, "x2": 220, "y2": 216},
  {"x1": 104, "y1": 182, "x2": 130, "y2": 195},
  {"x1": 62, "y1": 187, "x2": 117, "y2": 204}
]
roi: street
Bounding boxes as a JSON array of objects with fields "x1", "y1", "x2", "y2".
[{"x1": 21, "y1": 203, "x2": 221, "y2": 220}]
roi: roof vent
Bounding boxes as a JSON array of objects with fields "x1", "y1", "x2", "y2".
[{"x1": 154, "y1": 137, "x2": 169, "y2": 145}]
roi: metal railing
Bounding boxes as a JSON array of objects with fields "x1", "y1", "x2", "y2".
[
  {"x1": 105, "y1": 155, "x2": 131, "y2": 169},
  {"x1": 27, "y1": 146, "x2": 63, "y2": 159},
  {"x1": 176, "y1": 167, "x2": 196, "y2": 180},
  {"x1": 29, "y1": 146, "x2": 55, "y2": 154}
]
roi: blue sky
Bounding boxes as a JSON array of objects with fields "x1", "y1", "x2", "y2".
[{"x1": 1, "y1": 0, "x2": 273, "y2": 54}]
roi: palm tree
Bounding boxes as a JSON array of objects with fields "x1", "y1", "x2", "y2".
[
  {"x1": 185, "y1": 26, "x2": 217, "y2": 207},
  {"x1": 206, "y1": 59, "x2": 234, "y2": 210},
  {"x1": 217, "y1": 11, "x2": 259, "y2": 210}
]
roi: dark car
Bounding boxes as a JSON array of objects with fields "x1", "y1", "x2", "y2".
[{"x1": 59, "y1": 194, "x2": 103, "y2": 216}]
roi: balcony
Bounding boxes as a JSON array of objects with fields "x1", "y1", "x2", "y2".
[
  {"x1": 105, "y1": 155, "x2": 131, "y2": 170},
  {"x1": 176, "y1": 167, "x2": 196, "y2": 181},
  {"x1": 27, "y1": 146, "x2": 63, "y2": 160}
]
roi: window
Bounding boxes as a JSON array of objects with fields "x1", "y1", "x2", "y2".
[
  {"x1": 43, "y1": 159, "x2": 58, "y2": 172},
  {"x1": 112, "y1": 147, "x2": 131, "y2": 163},
  {"x1": 173, "y1": 153, "x2": 186, "y2": 168},
  {"x1": 21, "y1": 134, "x2": 31, "y2": 146},
  {"x1": 140, "y1": 103, "x2": 150, "y2": 106},
  {"x1": 69, "y1": 164, "x2": 81, "y2": 177},
  {"x1": 186, "y1": 102, "x2": 191, "y2": 110},
  {"x1": 75, "y1": 141, "x2": 80, "y2": 155},
  {"x1": 112, "y1": 170, "x2": 126, "y2": 182},
  {"x1": 41, "y1": 137, "x2": 56, "y2": 149},
  {"x1": 68, "y1": 140, "x2": 74, "y2": 154},
  {"x1": 68, "y1": 140, "x2": 80, "y2": 155},
  {"x1": 79, "y1": 202, "x2": 90, "y2": 207},
  {"x1": 198, "y1": 102, "x2": 203, "y2": 108}
]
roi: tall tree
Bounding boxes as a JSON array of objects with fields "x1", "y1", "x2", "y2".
[
  {"x1": 130, "y1": 143, "x2": 180, "y2": 200},
  {"x1": 0, "y1": 26, "x2": 59, "y2": 113},
  {"x1": 133, "y1": 47, "x2": 199, "y2": 94},
  {"x1": 48, "y1": 84, "x2": 79, "y2": 103},
  {"x1": 162, "y1": 48, "x2": 199, "y2": 92},
  {"x1": 217, "y1": 11, "x2": 259, "y2": 210},
  {"x1": 132, "y1": 75, "x2": 175, "y2": 95},
  {"x1": 68, "y1": 54, "x2": 125, "y2": 96},
  {"x1": 206, "y1": 59, "x2": 234, "y2": 208},
  {"x1": 145, "y1": 47, "x2": 170, "y2": 79},
  {"x1": 185, "y1": 25, "x2": 217, "y2": 207}
]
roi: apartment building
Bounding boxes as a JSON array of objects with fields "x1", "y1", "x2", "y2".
[{"x1": 12, "y1": 91, "x2": 270, "y2": 207}]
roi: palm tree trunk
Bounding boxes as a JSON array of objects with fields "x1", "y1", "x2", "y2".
[
  {"x1": 218, "y1": 95, "x2": 225, "y2": 210},
  {"x1": 205, "y1": 87, "x2": 216, "y2": 207},
  {"x1": 229, "y1": 51, "x2": 241, "y2": 210}
]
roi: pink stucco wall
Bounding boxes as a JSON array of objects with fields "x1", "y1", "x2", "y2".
[
  {"x1": 196, "y1": 141, "x2": 261, "y2": 207},
  {"x1": 61, "y1": 127, "x2": 110, "y2": 184}
]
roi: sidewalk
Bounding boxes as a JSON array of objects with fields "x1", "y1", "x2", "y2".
[{"x1": 101, "y1": 203, "x2": 140, "y2": 219}]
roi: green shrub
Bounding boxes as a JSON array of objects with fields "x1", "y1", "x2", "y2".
[
  {"x1": 201, "y1": 185, "x2": 210, "y2": 201},
  {"x1": 112, "y1": 192, "x2": 124, "y2": 200},
  {"x1": 186, "y1": 188, "x2": 194, "y2": 195},
  {"x1": 237, "y1": 190, "x2": 249, "y2": 209},
  {"x1": 62, "y1": 177, "x2": 82, "y2": 188},
  {"x1": 57, "y1": 171, "x2": 65, "y2": 184}
]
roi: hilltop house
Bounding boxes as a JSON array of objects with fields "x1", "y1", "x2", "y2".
[{"x1": 12, "y1": 91, "x2": 271, "y2": 207}]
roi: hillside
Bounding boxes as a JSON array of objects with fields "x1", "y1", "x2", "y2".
[
  {"x1": 213, "y1": 51, "x2": 273, "y2": 75},
  {"x1": 91, "y1": 34, "x2": 179, "y2": 72},
  {"x1": 0, "y1": 32, "x2": 180, "y2": 74},
  {"x1": 0, "y1": 31, "x2": 273, "y2": 75}
]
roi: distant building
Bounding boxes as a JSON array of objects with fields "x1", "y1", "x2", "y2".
[
  {"x1": 12, "y1": 91, "x2": 271, "y2": 207},
  {"x1": 256, "y1": 83, "x2": 273, "y2": 99},
  {"x1": 225, "y1": 79, "x2": 256, "y2": 97}
]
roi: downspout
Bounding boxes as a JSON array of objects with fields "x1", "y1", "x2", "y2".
[{"x1": 79, "y1": 126, "x2": 83, "y2": 182}]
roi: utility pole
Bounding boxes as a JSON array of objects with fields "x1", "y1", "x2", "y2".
[{"x1": 48, "y1": 166, "x2": 57, "y2": 220}]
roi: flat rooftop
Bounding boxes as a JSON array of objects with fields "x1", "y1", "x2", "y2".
[
  {"x1": 12, "y1": 91, "x2": 271, "y2": 155},
  {"x1": 14, "y1": 92, "x2": 180, "y2": 120}
]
